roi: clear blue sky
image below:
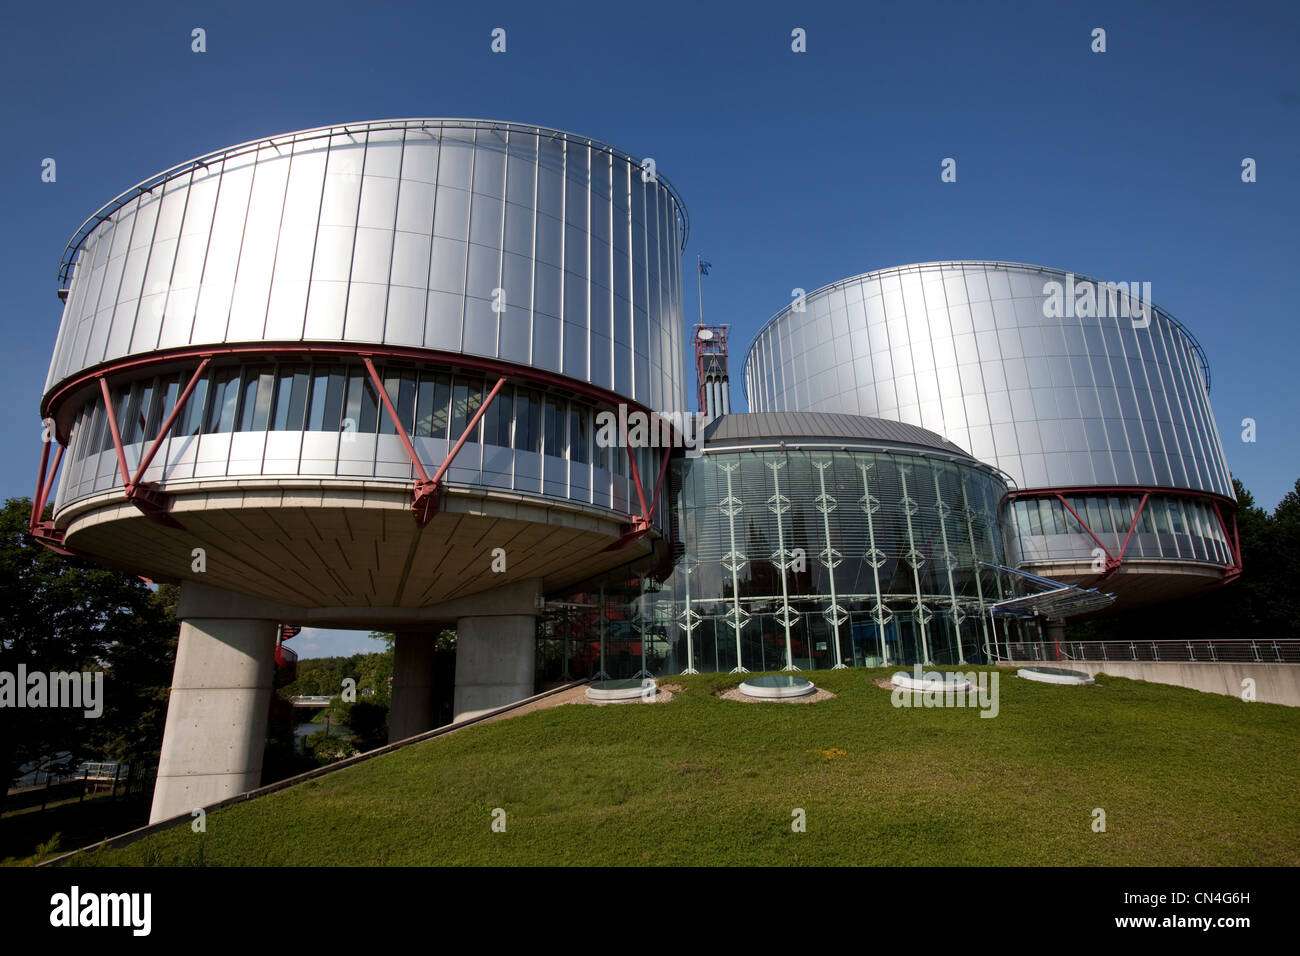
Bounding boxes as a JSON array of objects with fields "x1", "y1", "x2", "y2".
[{"x1": 3, "y1": 1, "x2": 1296, "y2": 657}]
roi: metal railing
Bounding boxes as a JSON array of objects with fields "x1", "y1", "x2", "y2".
[{"x1": 996, "y1": 639, "x2": 1300, "y2": 664}]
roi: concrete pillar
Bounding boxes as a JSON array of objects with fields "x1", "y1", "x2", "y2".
[
  {"x1": 389, "y1": 631, "x2": 437, "y2": 743},
  {"x1": 150, "y1": 617, "x2": 278, "y2": 824},
  {"x1": 453, "y1": 615, "x2": 537, "y2": 721}
]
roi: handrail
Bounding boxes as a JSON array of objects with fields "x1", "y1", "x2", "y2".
[{"x1": 993, "y1": 638, "x2": 1300, "y2": 665}]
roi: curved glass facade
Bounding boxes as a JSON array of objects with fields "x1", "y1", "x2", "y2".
[
  {"x1": 53, "y1": 358, "x2": 663, "y2": 518},
  {"x1": 742, "y1": 261, "x2": 1236, "y2": 577},
  {"x1": 540, "y1": 432, "x2": 1015, "y2": 678},
  {"x1": 1007, "y1": 492, "x2": 1235, "y2": 568}
]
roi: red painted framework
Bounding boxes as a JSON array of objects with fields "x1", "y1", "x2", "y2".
[
  {"x1": 31, "y1": 343, "x2": 679, "y2": 554},
  {"x1": 1004, "y1": 486, "x2": 1241, "y2": 583}
]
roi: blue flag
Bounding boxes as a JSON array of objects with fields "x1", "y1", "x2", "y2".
[{"x1": 699, "y1": 260, "x2": 712, "y2": 275}]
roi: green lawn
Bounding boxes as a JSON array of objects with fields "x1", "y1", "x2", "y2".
[{"x1": 72, "y1": 668, "x2": 1300, "y2": 866}]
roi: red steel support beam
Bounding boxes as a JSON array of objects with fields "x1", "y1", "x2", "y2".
[
  {"x1": 130, "y1": 357, "x2": 210, "y2": 486},
  {"x1": 362, "y1": 356, "x2": 432, "y2": 484},
  {"x1": 625, "y1": 445, "x2": 649, "y2": 521},
  {"x1": 364, "y1": 356, "x2": 506, "y2": 525},
  {"x1": 429, "y1": 376, "x2": 505, "y2": 488},
  {"x1": 1115, "y1": 492, "x2": 1150, "y2": 563},
  {"x1": 94, "y1": 372, "x2": 184, "y2": 525},
  {"x1": 1209, "y1": 499, "x2": 1243, "y2": 583},
  {"x1": 98, "y1": 376, "x2": 132, "y2": 487},
  {"x1": 28, "y1": 438, "x2": 73, "y2": 555},
  {"x1": 39, "y1": 445, "x2": 64, "y2": 519},
  {"x1": 31, "y1": 438, "x2": 52, "y2": 526},
  {"x1": 646, "y1": 444, "x2": 672, "y2": 523},
  {"x1": 1052, "y1": 493, "x2": 1119, "y2": 574}
]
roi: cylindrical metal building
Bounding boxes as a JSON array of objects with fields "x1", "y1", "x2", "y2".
[
  {"x1": 32, "y1": 119, "x2": 689, "y2": 821},
  {"x1": 743, "y1": 261, "x2": 1240, "y2": 604}
]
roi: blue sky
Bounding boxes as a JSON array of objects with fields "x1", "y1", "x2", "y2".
[{"x1": 3, "y1": 1, "x2": 1296, "y2": 657}]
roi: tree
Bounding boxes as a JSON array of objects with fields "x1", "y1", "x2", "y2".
[{"x1": 0, "y1": 498, "x2": 178, "y2": 810}]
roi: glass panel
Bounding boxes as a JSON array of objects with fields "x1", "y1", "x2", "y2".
[
  {"x1": 272, "y1": 366, "x2": 310, "y2": 431},
  {"x1": 569, "y1": 405, "x2": 589, "y2": 464},
  {"x1": 513, "y1": 387, "x2": 540, "y2": 453},
  {"x1": 544, "y1": 396, "x2": 565, "y2": 457},
  {"x1": 343, "y1": 368, "x2": 379, "y2": 434},
  {"x1": 238, "y1": 367, "x2": 275, "y2": 432},
  {"x1": 378, "y1": 368, "x2": 417, "y2": 435},
  {"x1": 306, "y1": 365, "x2": 346, "y2": 431},
  {"x1": 148, "y1": 375, "x2": 179, "y2": 441},
  {"x1": 451, "y1": 376, "x2": 483, "y2": 442},
  {"x1": 180, "y1": 377, "x2": 209, "y2": 438},
  {"x1": 484, "y1": 388, "x2": 513, "y2": 447},
  {"x1": 205, "y1": 368, "x2": 241, "y2": 434},
  {"x1": 415, "y1": 370, "x2": 450, "y2": 438}
]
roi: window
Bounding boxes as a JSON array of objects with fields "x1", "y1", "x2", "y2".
[
  {"x1": 513, "y1": 388, "x2": 541, "y2": 453},
  {"x1": 272, "y1": 366, "x2": 310, "y2": 431},
  {"x1": 205, "y1": 368, "x2": 241, "y2": 434},
  {"x1": 569, "y1": 405, "x2": 589, "y2": 463},
  {"x1": 451, "y1": 376, "x2": 483, "y2": 443},
  {"x1": 544, "y1": 396, "x2": 565, "y2": 458},
  {"x1": 342, "y1": 368, "x2": 379, "y2": 434},
  {"x1": 379, "y1": 368, "x2": 417, "y2": 435},
  {"x1": 415, "y1": 371, "x2": 450, "y2": 438},
  {"x1": 150, "y1": 375, "x2": 180, "y2": 440},
  {"x1": 306, "y1": 365, "x2": 346, "y2": 431},
  {"x1": 484, "y1": 388, "x2": 513, "y2": 447},
  {"x1": 180, "y1": 377, "x2": 209, "y2": 437},
  {"x1": 237, "y1": 367, "x2": 275, "y2": 432},
  {"x1": 120, "y1": 382, "x2": 144, "y2": 444}
]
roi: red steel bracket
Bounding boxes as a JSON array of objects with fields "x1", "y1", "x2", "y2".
[
  {"x1": 96, "y1": 362, "x2": 212, "y2": 528},
  {"x1": 29, "y1": 439, "x2": 74, "y2": 554},
  {"x1": 606, "y1": 443, "x2": 674, "y2": 550},
  {"x1": 1051, "y1": 493, "x2": 1121, "y2": 576},
  {"x1": 363, "y1": 356, "x2": 506, "y2": 526}
]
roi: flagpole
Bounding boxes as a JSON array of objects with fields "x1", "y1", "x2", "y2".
[{"x1": 696, "y1": 253, "x2": 704, "y2": 328}]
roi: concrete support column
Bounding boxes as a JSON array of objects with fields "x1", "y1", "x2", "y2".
[
  {"x1": 389, "y1": 632, "x2": 437, "y2": 743},
  {"x1": 453, "y1": 615, "x2": 537, "y2": 721},
  {"x1": 150, "y1": 617, "x2": 278, "y2": 824}
]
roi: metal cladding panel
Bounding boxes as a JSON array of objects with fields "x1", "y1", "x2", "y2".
[
  {"x1": 703, "y1": 411, "x2": 976, "y2": 459},
  {"x1": 742, "y1": 261, "x2": 1234, "y2": 502},
  {"x1": 46, "y1": 120, "x2": 688, "y2": 415}
]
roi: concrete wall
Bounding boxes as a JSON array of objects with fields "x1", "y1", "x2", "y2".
[{"x1": 1012, "y1": 660, "x2": 1300, "y2": 707}]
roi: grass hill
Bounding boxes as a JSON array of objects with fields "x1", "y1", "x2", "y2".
[{"x1": 73, "y1": 668, "x2": 1300, "y2": 866}]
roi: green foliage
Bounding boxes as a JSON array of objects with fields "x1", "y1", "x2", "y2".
[
  {"x1": 32, "y1": 831, "x2": 62, "y2": 863},
  {"x1": 0, "y1": 498, "x2": 178, "y2": 806},
  {"x1": 303, "y1": 730, "x2": 359, "y2": 763},
  {"x1": 342, "y1": 700, "x2": 388, "y2": 751},
  {"x1": 280, "y1": 650, "x2": 393, "y2": 702}
]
